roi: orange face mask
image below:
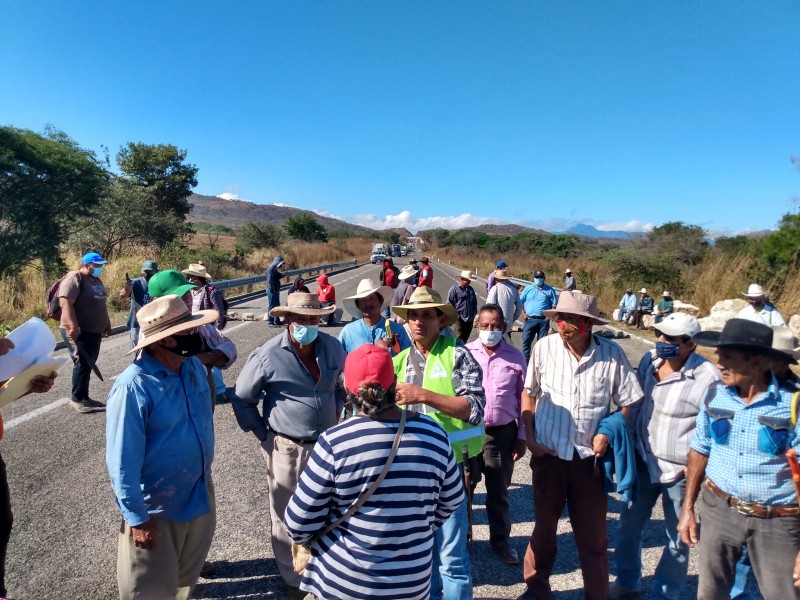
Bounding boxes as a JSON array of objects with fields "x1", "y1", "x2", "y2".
[{"x1": 556, "y1": 319, "x2": 590, "y2": 340}]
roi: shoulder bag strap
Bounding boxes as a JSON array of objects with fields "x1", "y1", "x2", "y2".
[{"x1": 306, "y1": 410, "x2": 407, "y2": 547}]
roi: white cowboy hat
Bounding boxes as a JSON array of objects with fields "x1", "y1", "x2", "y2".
[
  {"x1": 398, "y1": 265, "x2": 417, "y2": 282},
  {"x1": 182, "y1": 263, "x2": 213, "y2": 281},
  {"x1": 743, "y1": 283, "x2": 768, "y2": 298},
  {"x1": 458, "y1": 270, "x2": 475, "y2": 282},
  {"x1": 343, "y1": 279, "x2": 392, "y2": 318},
  {"x1": 270, "y1": 292, "x2": 336, "y2": 318},
  {"x1": 543, "y1": 291, "x2": 608, "y2": 326},
  {"x1": 391, "y1": 286, "x2": 458, "y2": 326},
  {"x1": 128, "y1": 295, "x2": 218, "y2": 355}
]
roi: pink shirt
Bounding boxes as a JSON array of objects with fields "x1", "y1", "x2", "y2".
[{"x1": 466, "y1": 338, "x2": 527, "y2": 440}]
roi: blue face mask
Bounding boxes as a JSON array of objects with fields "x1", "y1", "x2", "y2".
[
  {"x1": 92, "y1": 266, "x2": 104, "y2": 278},
  {"x1": 534, "y1": 278, "x2": 544, "y2": 287},
  {"x1": 655, "y1": 341, "x2": 680, "y2": 360},
  {"x1": 292, "y1": 324, "x2": 319, "y2": 345}
]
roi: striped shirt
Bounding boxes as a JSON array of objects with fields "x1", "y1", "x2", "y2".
[
  {"x1": 285, "y1": 413, "x2": 464, "y2": 600},
  {"x1": 525, "y1": 333, "x2": 643, "y2": 460},
  {"x1": 691, "y1": 376, "x2": 800, "y2": 506},
  {"x1": 634, "y1": 350, "x2": 721, "y2": 484}
]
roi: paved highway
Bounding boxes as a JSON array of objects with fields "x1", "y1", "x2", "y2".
[{"x1": 1, "y1": 259, "x2": 760, "y2": 599}]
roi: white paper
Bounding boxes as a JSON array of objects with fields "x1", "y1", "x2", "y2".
[{"x1": 0, "y1": 317, "x2": 57, "y2": 382}]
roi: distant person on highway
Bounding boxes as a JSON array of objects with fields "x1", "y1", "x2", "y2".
[
  {"x1": 265, "y1": 255, "x2": 286, "y2": 327},
  {"x1": 610, "y1": 313, "x2": 720, "y2": 600},
  {"x1": 284, "y1": 344, "x2": 464, "y2": 600},
  {"x1": 564, "y1": 268, "x2": 577, "y2": 291},
  {"x1": 0, "y1": 338, "x2": 57, "y2": 600},
  {"x1": 58, "y1": 251, "x2": 112, "y2": 414},
  {"x1": 617, "y1": 288, "x2": 637, "y2": 324},
  {"x1": 106, "y1": 295, "x2": 218, "y2": 600},
  {"x1": 520, "y1": 269, "x2": 558, "y2": 363},
  {"x1": 519, "y1": 291, "x2": 642, "y2": 600},
  {"x1": 232, "y1": 292, "x2": 345, "y2": 599},
  {"x1": 486, "y1": 269, "x2": 522, "y2": 338},
  {"x1": 183, "y1": 263, "x2": 227, "y2": 330},
  {"x1": 630, "y1": 288, "x2": 654, "y2": 329},
  {"x1": 447, "y1": 270, "x2": 479, "y2": 343},
  {"x1": 486, "y1": 260, "x2": 508, "y2": 293},
  {"x1": 340, "y1": 279, "x2": 410, "y2": 356},
  {"x1": 418, "y1": 256, "x2": 434, "y2": 288},
  {"x1": 392, "y1": 286, "x2": 486, "y2": 600},
  {"x1": 315, "y1": 273, "x2": 337, "y2": 326},
  {"x1": 738, "y1": 283, "x2": 787, "y2": 327},
  {"x1": 119, "y1": 259, "x2": 158, "y2": 348}
]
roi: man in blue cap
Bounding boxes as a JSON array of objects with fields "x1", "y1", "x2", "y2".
[{"x1": 59, "y1": 251, "x2": 112, "y2": 413}]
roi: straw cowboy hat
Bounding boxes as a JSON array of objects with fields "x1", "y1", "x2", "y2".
[
  {"x1": 770, "y1": 325, "x2": 800, "y2": 364},
  {"x1": 458, "y1": 270, "x2": 475, "y2": 282},
  {"x1": 693, "y1": 318, "x2": 788, "y2": 362},
  {"x1": 742, "y1": 283, "x2": 768, "y2": 298},
  {"x1": 398, "y1": 265, "x2": 417, "y2": 282},
  {"x1": 343, "y1": 279, "x2": 392, "y2": 318},
  {"x1": 182, "y1": 263, "x2": 213, "y2": 281},
  {"x1": 128, "y1": 295, "x2": 218, "y2": 355},
  {"x1": 391, "y1": 286, "x2": 458, "y2": 326},
  {"x1": 543, "y1": 291, "x2": 608, "y2": 326},
  {"x1": 270, "y1": 292, "x2": 336, "y2": 318}
]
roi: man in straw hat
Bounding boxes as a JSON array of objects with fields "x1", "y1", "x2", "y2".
[
  {"x1": 610, "y1": 313, "x2": 721, "y2": 599},
  {"x1": 738, "y1": 283, "x2": 787, "y2": 328},
  {"x1": 518, "y1": 291, "x2": 643, "y2": 600},
  {"x1": 392, "y1": 286, "x2": 486, "y2": 599},
  {"x1": 447, "y1": 270, "x2": 479, "y2": 343},
  {"x1": 106, "y1": 295, "x2": 219, "y2": 599},
  {"x1": 339, "y1": 279, "x2": 410, "y2": 356},
  {"x1": 232, "y1": 292, "x2": 345, "y2": 598},
  {"x1": 678, "y1": 319, "x2": 800, "y2": 599},
  {"x1": 487, "y1": 267, "x2": 522, "y2": 338}
]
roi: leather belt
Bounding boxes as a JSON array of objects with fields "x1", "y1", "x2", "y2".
[
  {"x1": 705, "y1": 479, "x2": 800, "y2": 518},
  {"x1": 273, "y1": 430, "x2": 317, "y2": 445}
]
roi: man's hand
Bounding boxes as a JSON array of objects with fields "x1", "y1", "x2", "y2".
[
  {"x1": 592, "y1": 433, "x2": 609, "y2": 458},
  {"x1": 130, "y1": 519, "x2": 160, "y2": 551},
  {"x1": 395, "y1": 382, "x2": 426, "y2": 407},
  {"x1": 793, "y1": 551, "x2": 800, "y2": 587},
  {"x1": 512, "y1": 439, "x2": 527, "y2": 461},
  {"x1": 677, "y1": 506, "x2": 699, "y2": 547},
  {"x1": 28, "y1": 373, "x2": 57, "y2": 394},
  {"x1": 0, "y1": 338, "x2": 14, "y2": 357}
]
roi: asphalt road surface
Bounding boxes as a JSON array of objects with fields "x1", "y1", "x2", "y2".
[{"x1": 1, "y1": 259, "x2": 763, "y2": 599}]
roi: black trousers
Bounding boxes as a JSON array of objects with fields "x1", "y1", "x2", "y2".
[{"x1": 70, "y1": 331, "x2": 102, "y2": 401}]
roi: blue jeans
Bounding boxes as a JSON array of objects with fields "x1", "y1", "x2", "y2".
[
  {"x1": 266, "y1": 289, "x2": 279, "y2": 324},
  {"x1": 430, "y1": 477, "x2": 472, "y2": 600},
  {"x1": 614, "y1": 460, "x2": 688, "y2": 599},
  {"x1": 522, "y1": 317, "x2": 550, "y2": 363}
]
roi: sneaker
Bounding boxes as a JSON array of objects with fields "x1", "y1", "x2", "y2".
[
  {"x1": 491, "y1": 543, "x2": 520, "y2": 565},
  {"x1": 70, "y1": 398, "x2": 106, "y2": 413},
  {"x1": 609, "y1": 581, "x2": 639, "y2": 599}
]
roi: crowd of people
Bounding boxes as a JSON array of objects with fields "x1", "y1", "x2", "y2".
[{"x1": 2, "y1": 250, "x2": 800, "y2": 600}]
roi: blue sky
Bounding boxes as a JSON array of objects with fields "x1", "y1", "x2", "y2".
[{"x1": 2, "y1": 1, "x2": 799, "y2": 236}]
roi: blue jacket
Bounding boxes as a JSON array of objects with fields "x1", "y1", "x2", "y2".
[{"x1": 597, "y1": 411, "x2": 638, "y2": 507}]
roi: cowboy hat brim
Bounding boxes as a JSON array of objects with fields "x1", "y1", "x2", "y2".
[
  {"x1": 542, "y1": 308, "x2": 608, "y2": 326},
  {"x1": 127, "y1": 309, "x2": 219, "y2": 355},
  {"x1": 342, "y1": 285, "x2": 393, "y2": 319},
  {"x1": 391, "y1": 301, "x2": 458, "y2": 327},
  {"x1": 692, "y1": 330, "x2": 795, "y2": 363}
]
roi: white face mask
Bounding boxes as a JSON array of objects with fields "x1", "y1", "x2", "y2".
[{"x1": 479, "y1": 329, "x2": 503, "y2": 347}]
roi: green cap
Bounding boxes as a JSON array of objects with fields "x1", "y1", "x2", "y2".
[{"x1": 148, "y1": 270, "x2": 196, "y2": 299}]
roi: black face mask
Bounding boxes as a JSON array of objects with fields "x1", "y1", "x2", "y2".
[{"x1": 163, "y1": 333, "x2": 203, "y2": 357}]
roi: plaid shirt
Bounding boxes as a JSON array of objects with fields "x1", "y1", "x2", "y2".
[
  {"x1": 397, "y1": 339, "x2": 486, "y2": 426},
  {"x1": 691, "y1": 376, "x2": 800, "y2": 506}
]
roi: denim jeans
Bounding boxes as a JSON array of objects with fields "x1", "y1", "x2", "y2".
[
  {"x1": 521, "y1": 317, "x2": 550, "y2": 362},
  {"x1": 430, "y1": 470, "x2": 473, "y2": 600},
  {"x1": 70, "y1": 330, "x2": 102, "y2": 401},
  {"x1": 614, "y1": 460, "x2": 688, "y2": 599},
  {"x1": 266, "y1": 289, "x2": 280, "y2": 324}
]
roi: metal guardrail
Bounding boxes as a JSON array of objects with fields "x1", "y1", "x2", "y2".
[{"x1": 211, "y1": 259, "x2": 358, "y2": 291}]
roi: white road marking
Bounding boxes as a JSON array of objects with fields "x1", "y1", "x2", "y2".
[{"x1": 5, "y1": 398, "x2": 70, "y2": 431}]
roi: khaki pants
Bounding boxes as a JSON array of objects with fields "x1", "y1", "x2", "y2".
[
  {"x1": 261, "y1": 430, "x2": 314, "y2": 588},
  {"x1": 117, "y1": 481, "x2": 216, "y2": 600}
]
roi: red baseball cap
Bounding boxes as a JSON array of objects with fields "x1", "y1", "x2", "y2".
[{"x1": 344, "y1": 345, "x2": 396, "y2": 395}]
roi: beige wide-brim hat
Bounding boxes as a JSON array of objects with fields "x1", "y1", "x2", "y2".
[
  {"x1": 391, "y1": 286, "x2": 458, "y2": 326},
  {"x1": 270, "y1": 292, "x2": 336, "y2": 318},
  {"x1": 743, "y1": 283, "x2": 768, "y2": 298},
  {"x1": 770, "y1": 325, "x2": 800, "y2": 363},
  {"x1": 343, "y1": 279, "x2": 393, "y2": 318},
  {"x1": 128, "y1": 295, "x2": 218, "y2": 355},
  {"x1": 459, "y1": 270, "x2": 475, "y2": 282},
  {"x1": 493, "y1": 268, "x2": 511, "y2": 281},
  {"x1": 398, "y1": 265, "x2": 417, "y2": 282},
  {"x1": 543, "y1": 291, "x2": 608, "y2": 325},
  {"x1": 182, "y1": 263, "x2": 213, "y2": 281}
]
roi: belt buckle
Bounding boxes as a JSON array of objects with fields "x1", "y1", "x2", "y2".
[{"x1": 733, "y1": 502, "x2": 759, "y2": 518}]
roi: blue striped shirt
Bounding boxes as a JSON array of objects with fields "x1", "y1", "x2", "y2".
[
  {"x1": 691, "y1": 376, "x2": 800, "y2": 506},
  {"x1": 285, "y1": 413, "x2": 464, "y2": 600}
]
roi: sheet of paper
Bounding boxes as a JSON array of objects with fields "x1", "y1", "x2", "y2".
[{"x1": 0, "y1": 318, "x2": 58, "y2": 382}]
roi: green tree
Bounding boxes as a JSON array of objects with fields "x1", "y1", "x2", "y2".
[
  {"x1": 284, "y1": 213, "x2": 328, "y2": 242},
  {"x1": 0, "y1": 125, "x2": 109, "y2": 276},
  {"x1": 238, "y1": 221, "x2": 284, "y2": 250},
  {"x1": 116, "y1": 142, "x2": 198, "y2": 245}
]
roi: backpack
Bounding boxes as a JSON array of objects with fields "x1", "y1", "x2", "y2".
[{"x1": 45, "y1": 271, "x2": 80, "y2": 321}]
